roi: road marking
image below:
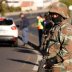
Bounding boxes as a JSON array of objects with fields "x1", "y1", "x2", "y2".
[{"x1": 33, "y1": 50, "x2": 42, "y2": 71}]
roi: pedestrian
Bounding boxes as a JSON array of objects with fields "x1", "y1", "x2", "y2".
[
  {"x1": 36, "y1": 14, "x2": 44, "y2": 48},
  {"x1": 44, "y1": 2, "x2": 72, "y2": 72},
  {"x1": 19, "y1": 13, "x2": 29, "y2": 47}
]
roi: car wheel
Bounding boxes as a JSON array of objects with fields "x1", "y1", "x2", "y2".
[
  {"x1": 11, "y1": 39, "x2": 18, "y2": 47},
  {"x1": 14, "y1": 39, "x2": 18, "y2": 47}
]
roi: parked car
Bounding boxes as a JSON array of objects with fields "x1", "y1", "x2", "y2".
[{"x1": 0, "y1": 17, "x2": 18, "y2": 46}]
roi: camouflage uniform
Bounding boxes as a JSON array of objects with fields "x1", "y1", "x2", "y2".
[{"x1": 46, "y1": 2, "x2": 72, "y2": 72}]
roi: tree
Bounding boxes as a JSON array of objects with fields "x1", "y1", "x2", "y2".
[
  {"x1": 59, "y1": 0, "x2": 72, "y2": 6},
  {"x1": 59, "y1": 0, "x2": 72, "y2": 16},
  {"x1": 0, "y1": 0, "x2": 8, "y2": 16}
]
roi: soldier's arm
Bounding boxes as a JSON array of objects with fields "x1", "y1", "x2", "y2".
[{"x1": 60, "y1": 23, "x2": 72, "y2": 58}]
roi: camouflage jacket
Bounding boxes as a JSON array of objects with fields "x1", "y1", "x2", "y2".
[{"x1": 47, "y1": 18, "x2": 72, "y2": 71}]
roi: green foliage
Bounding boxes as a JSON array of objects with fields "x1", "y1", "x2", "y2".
[
  {"x1": 8, "y1": 6, "x2": 21, "y2": 12},
  {"x1": 15, "y1": 7, "x2": 21, "y2": 11},
  {"x1": 0, "y1": 0, "x2": 21, "y2": 16},
  {"x1": 0, "y1": 0, "x2": 8, "y2": 16},
  {"x1": 8, "y1": 7, "x2": 15, "y2": 12},
  {"x1": 59, "y1": 0, "x2": 72, "y2": 16},
  {"x1": 59, "y1": 0, "x2": 72, "y2": 6},
  {"x1": 2, "y1": 3, "x2": 8, "y2": 12}
]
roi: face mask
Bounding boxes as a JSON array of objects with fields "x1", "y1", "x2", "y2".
[{"x1": 51, "y1": 15, "x2": 62, "y2": 24}]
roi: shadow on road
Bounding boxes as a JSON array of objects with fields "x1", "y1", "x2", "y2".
[
  {"x1": 8, "y1": 58, "x2": 38, "y2": 66},
  {"x1": 15, "y1": 48, "x2": 37, "y2": 54},
  {"x1": 18, "y1": 35, "x2": 40, "y2": 54},
  {"x1": 28, "y1": 41, "x2": 39, "y2": 50},
  {"x1": 0, "y1": 43, "x2": 12, "y2": 47},
  {"x1": 18, "y1": 36, "x2": 39, "y2": 50}
]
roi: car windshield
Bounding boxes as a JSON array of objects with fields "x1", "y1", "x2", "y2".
[{"x1": 0, "y1": 19, "x2": 13, "y2": 25}]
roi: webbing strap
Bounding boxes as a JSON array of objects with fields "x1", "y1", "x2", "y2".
[{"x1": 58, "y1": 28, "x2": 65, "y2": 50}]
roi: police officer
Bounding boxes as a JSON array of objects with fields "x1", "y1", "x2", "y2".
[{"x1": 45, "y1": 2, "x2": 72, "y2": 72}]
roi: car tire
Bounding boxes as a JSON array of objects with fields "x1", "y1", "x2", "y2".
[
  {"x1": 11, "y1": 39, "x2": 18, "y2": 47},
  {"x1": 14, "y1": 39, "x2": 18, "y2": 47}
]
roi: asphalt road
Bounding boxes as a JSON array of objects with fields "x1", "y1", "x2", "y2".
[
  {"x1": 0, "y1": 16, "x2": 42, "y2": 72},
  {"x1": 0, "y1": 45, "x2": 40, "y2": 72}
]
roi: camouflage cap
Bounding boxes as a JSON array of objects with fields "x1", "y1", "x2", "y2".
[{"x1": 49, "y1": 2, "x2": 70, "y2": 18}]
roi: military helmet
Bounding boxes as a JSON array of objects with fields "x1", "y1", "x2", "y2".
[{"x1": 49, "y1": 2, "x2": 70, "y2": 18}]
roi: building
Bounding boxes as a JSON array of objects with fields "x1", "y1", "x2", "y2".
[
  {"x1": 21, "y1": 0, "x2": 59, "y2": 11},
  {"x1": 6, "y1": 0, "x2": 21, "y2": 7},
  {"x1": 6, "y1": 0, "x2": 59, "y2": 12},
  {"x1": 21, "y1": 0, "x2": 35, "y2": 11},
  {"x1": 20, "y1": 0, "x2": 44, "y2": 11}
]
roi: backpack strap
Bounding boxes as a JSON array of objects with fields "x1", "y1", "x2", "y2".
[{"x1": 58, "y1": 28, "x2": 65, "y2": 50}]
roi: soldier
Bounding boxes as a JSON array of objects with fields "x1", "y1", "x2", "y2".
[{"x1": 44, "y1": 2, "x2": 72, "y2": 72}]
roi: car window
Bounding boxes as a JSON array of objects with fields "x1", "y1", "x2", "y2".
[{"x1": 0, "y1": 19, "x2": 13, "y2": 25}]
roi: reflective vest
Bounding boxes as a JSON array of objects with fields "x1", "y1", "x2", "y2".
[{"x1": 37, "y1": 17, "x2": 44, "y2": 29}]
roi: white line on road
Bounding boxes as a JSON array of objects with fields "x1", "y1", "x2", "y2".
[{"x1": 33, "y1": 50, "x2": 42, "y2": 71}]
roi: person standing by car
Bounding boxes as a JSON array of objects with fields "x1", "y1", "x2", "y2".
[
  {"x1": 20, "y1": 13, "x2": 30, "y2": 47},
  {"x1": 36, "y1": 14, "x2": 44, "y2": 48}
]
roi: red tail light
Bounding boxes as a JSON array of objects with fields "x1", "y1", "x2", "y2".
[
  {"x1": 0, "y1": 18, "x2": 5, "y2": 21},
  {"x1": 11, "y1": 26, "x2": 16, "y2": 30}
]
